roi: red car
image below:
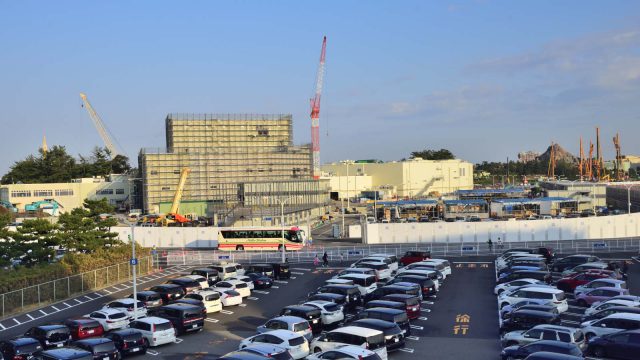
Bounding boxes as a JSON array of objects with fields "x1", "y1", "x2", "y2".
[
  {"x1": 400, "y1": 250, "x2": 431, "y2": 266},
  {"x1": 64, "y1": 318, "x2": 104, "y2": 340},
  {"x1": 555, "y1": 271, "x2": 610, "y2": 292}
]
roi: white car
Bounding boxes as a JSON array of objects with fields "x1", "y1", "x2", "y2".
[
  {"x1": 337, "y1": 274, "x2": 378, "y2": 295},
  {"x1": 367, "y1": 254, "x2": 399, "y2": 272},
  {"x1": 581, "y1": 313, "x2": 640, "y2": 340},
  {"x1": 421, "y1": 259, "x2": 451, "y2": 278},
  {"x1": 496, "y1": 253, "x2": 543, "y2": 270},
  {"x1": 400, "y1": 261, "x2": 446, "y2": 280},
  {"x1": 583, "y1": 299, "x2": 640, "y2": 317},
  {"x1": 184, "y1": 290, "x2": 223, "y2": 313},
  {"x1": 352, "y1": 256, "x2": 396, "y2": 272},
  {"x1": 392, "y1": 269, "x2": 440, "y2": 290},
  {"x1": 183, "y1": 275, "x2": 209, "y2": 290},
  {"x1": 574, "y1": 279, "x2": 627, "y2": 297},
  {"x1": 303, "y1": 300, "x2": 345, "y2": 326},
  {"x1": 129, "y1": 316, "x2": 176, "y2": 347},
  {"x1": 219, "y1": 289, "x2": 243, "y2": 306},
  {"x1": 211, "y1": 280, "x2": 251, "y2": 298},
  {"x1": 307, "y1": 345, "x2": 381, "y2": 360},
  {"x1": 228, "y1": 262, "x2": 246, "y2": 276},
  {"x1": 87, "y1": 308, "x2": 128, "y2": 331},
  {"x1": 310, "y1": 326, "x2": 387, "y2": 360},
  {"x1": 494, "y1": 279, "x2": 544, "y2": 296},
  {"x1": 499, "y1": 287, "x2": 568, "y2": 313},
  {"x1": 354, "y1": 262, "x2": 392, "y2": 280},
  {"x1": 229, "y1": 276, "x2": 255, "y2": 290},
  {"x1": 240, "y1": 329, "x2": 309, "y2": 360},
  {"x1": 104, "y1": 298, "x2": 147, "y2": 320}
]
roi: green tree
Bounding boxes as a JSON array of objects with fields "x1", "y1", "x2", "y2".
[
  {"x1": 410, "y1": 148, "x2": 455, "y2": 160},
  {"x1": 111, "y1": 154, "x2": 132, "y2": 174},
  {"x1": 83, "y1": 198, "x2": 116, "y2": 217}
]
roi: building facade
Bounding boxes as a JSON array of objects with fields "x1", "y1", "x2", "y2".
[
  {"x1": 539, "y1": 180, "x2": 607, "y2": 211},
  {"x1": 138, "y1": 114, "x2": 329, "y2": 223},
  {"x1": 321, "y1": 158, "x2": 473, "y2": 199}
]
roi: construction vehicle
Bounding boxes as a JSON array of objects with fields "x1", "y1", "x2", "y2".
[
  {"x1": 0, "y1": 200, "x2": 17, "y2": 213},
  {"x1": 25, "y1": 199, "x2": 63, "y2": 216},
  {"x1": 158, "y1": 168, "x2": 194, "y2": 227}
]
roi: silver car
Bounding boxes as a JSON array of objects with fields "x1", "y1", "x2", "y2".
[
  {"x1": 257, "y1": 315, "x2": 313, "y2": 341},
  {"x1": 501, "y1": 324, "x2": 586, "y2": 351},
  {"x1": 581, "y1": 313, "x2": 640, "y2": 340}
]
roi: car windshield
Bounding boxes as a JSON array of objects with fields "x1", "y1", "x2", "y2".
[
  {"x1": 225, "y1": 267, "x2": 236, "y2": 273},
  {"x1": 154, "y1": 322, "x2": 173, "y2": 331},
  {"x1": 325, "y1": 304, "x2": 341, "y2": 312},
  {"x1": 16, "y1": 342, "x2": 41, "y2": 354},
  {"x1": 293, "y1": 322, "x2": 308, "y2": 332},
  {"x1": 288, "y1": 336, "x2": 305, "y2": 346},
  {"x1": 406, "y1": 298, "x2": 419, "y2": 306},
  {"x1": 395, "y1": 313, "x2": 409, "y2": 323},
  {"x1": 93, "y1": 342, "x2": 116, "y2": 353},
  {"x1": 555, "y1": 292, "x2": 565, "y2": 301}
]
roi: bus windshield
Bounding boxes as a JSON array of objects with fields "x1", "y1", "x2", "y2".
[{"x1": 287, "y1": 229, "x2": 305, "y2": 243}]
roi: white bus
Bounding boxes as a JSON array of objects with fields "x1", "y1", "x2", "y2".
[{"x1": 217, "y1": 226, "x2": 306, "y2": 251}]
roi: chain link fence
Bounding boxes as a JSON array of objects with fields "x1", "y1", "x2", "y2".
[{"x1": 1, "y1": 257, "x2": 154, "y2": 318}]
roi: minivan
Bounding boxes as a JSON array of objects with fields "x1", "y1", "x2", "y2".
[
  {"x1": 499, "y1": 287, "x2": 568, "y2": 313},
  {"x1": 349, "y1": 319, "x2": 405, "y2": 352},
  {"x1": 165, "y1": 278, "x2": 201, "y2": 294},
  {"x1": 128, "y1": 317, "x2": 176, "y2": 347},
  {"x1": 337, "y1": 274, "x2": 378, "y2": 295},
  {"x1": 209, "y1": 263, "x2": 238, "y2": 280},
  {"x1": 191, "y1": 268, "x2": 220, "y2": 284},
  {"x1": 129, "y1": 291, "x2": 163, "y2": 309},
  {"x1": 64, "y1": 318, "x2": 104, "y2": 340},
  {"x1": 310, "y1": 326, "x2": 388, "y2": 360},
  {"x1": 24, "y1": 324, "x2": 71, "y2": 349},
  {"x1": 388, "y1": 275, "x2": 437, "y2": 297},
  {"x1": 381, "y1": 294, "x2": 421, "y2": 320},
  {"x1": 153, "y1": 303, "x2": 205, "y2": 334},
  {"x1": 499, "y1": 310, "x2": 561, "y2": 335},
  {"x1": 355, "y1": 263, "x2": 392, "y2": 281},
  {"x1": 244, "y1": 264, "x2": 274, "y2": 278},
  {"x1": 280, "y1": 305, "x2": 323, "y2": 334},
  {"x1": 148, "y1": 284, "x2": 186, "y2": 303},
  {"x1": 315, "y1": 285, "x2": 362, "y2": 311},
  {"x1": 364, "y1": 300, "x2": 406, "y2": 315},
  {"x1": 356, "y1": 308, "x2": 411, "y2": 336}
]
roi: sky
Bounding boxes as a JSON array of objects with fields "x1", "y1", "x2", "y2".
[{"x1": 1, "y1": 0, "x2": 640, "y2": 175}]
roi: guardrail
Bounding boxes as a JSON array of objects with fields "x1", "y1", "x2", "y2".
[
  {"x1": 0, "y1": 257, "x2": 154, "y2": 319},
  {"x1": 164, "y1": 237, "x2": 640, "y2": 266}
]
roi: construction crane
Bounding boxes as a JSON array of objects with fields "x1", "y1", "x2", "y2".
[
  {"x1": 595, "y1": 127, "x2": 603, "y2": 181},
  {"x1": 579, "y1": 137, "x2": 584, "y2": 181},
  {"x1": 159, "y1": 167, "x2": 192, "y2": 226},
  {"x1": 310, "y1": 36, "x2": 327, "y2": 180},
  {"x1": 79, "y1": 93, "x2": 122, "y2": 157},
  {"x1": 547, "y1": 142, "x2": 556, "y2": 179},
  {"x1": 587, "y1": 141, "x2": 594, "y2": 181},
  {"x1": 613, "y1": 132, "x2": 624, "y2": 181}
]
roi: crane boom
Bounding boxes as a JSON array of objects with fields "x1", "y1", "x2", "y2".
[
  {"x1": 310, "y1": 36, "x2": 327, "y2": 180},
  {"x1": 79, "y1": 93, "x2": 121, "y2": 157},
  {"x1": 170, "y1": 168, "x2": 191, "y2": 214}
]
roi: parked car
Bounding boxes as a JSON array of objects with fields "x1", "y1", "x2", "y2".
[
  {"x1": 500, "y1": 340, "x2": 583, "y2": 360},
  {"x1": 169, "y1": 298, "x2": 208, "y2": 317},
  {"x1": 583, "y1": 299, "x2": 640, "y2": 317},
  {"x1": 235, "y1": 344, "x2": 293, "y2": 360},
  {"x1": 364, "y1": 301, "x2": 406, "y2": 318},
  {"x1": 355, "y1": 308, "x2": 411, "y2": 336},
  {"x1": 24, "y1": 324, "x2": 71, "y2": 349},
  {"x1": 364, "y1": 283, "x2": 423, "y2": 303},
  {"x1": 270, "y1": 263, "x2": 291, "y2": 279},
  {"x1": 245, "y1": 273, "x2": 273, "y2": 289},
  {"x1": 354, "y1": 262, "x2": 392, "y2": 281},
  {"x1": 71, "y1": 338, "x2": 119, "y2": 360},
  {"x1": 334, "y1": 268, "x2": 377, "y2": 280},
  {"x1": 337, "y1": 274, "x2": 378, "y2": 295},
  {"x1": 581, "y1": 305, "x2": 640, "y2": 322},
  {"x1": 556, "y1": 271, "x2": 611, "y2": 292},
  {"x1": 0, "y1": 338, "x2": 43, "y2": 360},
  {"x1": 575, "y1": 287, "x2": 629, "y2": 307},
  {"x1": 502, "y1": 305, "x2": 559, "y2": 320},
  {"x1": 585, "y1": 328, "x2": 640, "y2": 359},
  {"x1": 257, "y1": 316, "x2": 312, "y2": 341},
  {"x1": 182, "y1": 275, "x2": 209, "y2": 290},
  {"x1": 349, "y1": 319, "x2": 405, "y2": 352},
  {"x1": 228, "y1": 262, "x2": 245, "y2": 276},
  {"x1": 219, "y1": 290, "x2": 243, "y2": 307},
  {"x1": 104, "y1": 299, "x2": 147, "y2": 320},
  {"x1": 229, "y1": 275, "x2": 256, "y2": 290},
  {"x1": 239, "y1": 330, "x2": 309, "y2": 360},
  {"x1": 211, "y1": 280, "x2": 251, "y2": 298},
  {"x1": 244, "y1": 264, "x2": 274, "y2": 278},
  {"x1": 499, "y1": 287, "x2": 568, "y2": 313},
  {"x1": 309, "y1": 326, "x2": 387, "y2": 360},
  {"x1": 393, "y1": 269, "x2": 441, "y2": 290},
  {"x1": 551, "y1": 255, "x2": 600, "y2": 273},
  {"x1": 153, "y1": 303, "x2": 205, "y2": 335},
  {"x1": 86, "y1": 308, "x2": 129, "y2": 331},
  {"x1": 307, "y1": 293, "x2": 348, "y2": 309},
  {"x1": 64, "y1": 318, "x2": 104, "y2": 340},
  {"x1": 104, "y1": 329, "x2": 148, "y2": 357},
  {"x1": 581, "y1": 313, "x2": 640, "y2": 340},
  {"x1": 387, "y1": 275, "x2": 437, "y2": 297},
  {"x1": 314, "y1": 285, "x2": 362, "y2": 311},
  {"x1": 574, "y1": 278, "x2": 627, "y2": 297},
  {"x1": 190, "y1": 268, "x2": 220, "y2": 284},
  {"x1": 37, "y1": 347, "x2": 93, "y2": 360},
  {"x1": 129, "y1": 291, "x2": 163, "y2": 309},
  {"x1": 561, "y1": 262, "x2": 609, "y2": 277},
  {"x1": 147, "y1": 284, "x2": 185, "y2": 303},
  {"x1": 306, "y1": 344, "x2": 381, "y2": 360},
  {"x1": 209, "y1": 263, "x2": 238, "y2": 280},
  {"x1": 280, "y1": 305, "x2": 323, "y2": 334},
  {"x1": 367, "y1": 254, "x2": 400, "y2": 272},
  {"x1": 399, "y1": 250, "x2": 431, "y2": 266},
  {"x1": 500, "y1": 299, "x2": 553, "y2": 319},
  {"x1": 500, "y1": 324, "x2": 585, "y2": 350},
  {"x1": 184, "y1": 290, "x2": 223, "y2": 314},
  {"x1": 495, "y1": 279, "x2": 544, "y2": 296},
  {"x1": 521, "y1": 352, "x2": 583, "y2": 360},
  {"x1": 380, "y1": 294, "x2": 421, "y2": 320},
  {"x1": 497, "y1": 270, "x2": 552, "y2": 284},
  {"x1": 302, "y1": 301, "x2": 345, "y2": 326},
  {"x1": 128, "y1": 317, "x2": 176, "y2": 347},
  {"x1": 499, "y1": 310, "x2": 561, "y2": 335},
  {"x1": 165, "y1": 278, "x2": 201, "y2": 294}
]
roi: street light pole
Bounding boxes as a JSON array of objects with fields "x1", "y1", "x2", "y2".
[
  {"x1": 129, "y1": 222, "x2": 138, "y2": 320},
  {"x1": 341, "y1": 198, "x2": 345, "y2": 238},
  {"x1": 277, "y1": 197, "x2": 293, "y2": 263},
  {"x1": 628, "y1": 185, "x2": 632, "y2": 214}
]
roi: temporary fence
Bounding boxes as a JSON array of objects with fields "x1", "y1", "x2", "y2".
[{"x1": 0, "y1": 257, "x2": 154, "y2": 318}]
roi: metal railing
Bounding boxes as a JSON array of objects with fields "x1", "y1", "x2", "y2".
[
  {"x1": 163, "y1": 237, "x2": 640, "y2": 266},
  {"x1": 1, "y1": 257, "x2": 154, "y2": 319}
]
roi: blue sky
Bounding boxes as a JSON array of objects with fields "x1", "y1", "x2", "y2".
[{"x1": 1, "y1": 0, "x2": 640, "y2": 175}]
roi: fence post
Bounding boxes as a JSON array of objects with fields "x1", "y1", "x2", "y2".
[
  {"x1": 94, "y1": 270, "x2": 97, "y2": 289},
  {"x1": 81, "y1": 273, "x2": 84, "y2": 292},
  {"x1": 2, "y1": 293, "x2": 4, "y2": 317},
  {"x1": 68, "y1": 277, "x2": 70, "y2": 297},
  {"x1": 38, "y1": 284, "x2": 41, "y2": 305},
  {"x1": 117, "y1": 263, "x2": 120, "y2": 282},
  {"x1": 53, "y1": 280, "x2": 56, "y2": 301},
  {"x1": 107, "y1": 266, "x2": 110, "y2": 285},
  {"x1": 21, "y1": 289, "x2": 24, "y2": 310}
]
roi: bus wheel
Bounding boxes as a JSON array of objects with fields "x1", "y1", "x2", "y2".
[{"x1": 236, "y1": 245, "x2": 244, "y2": 251}]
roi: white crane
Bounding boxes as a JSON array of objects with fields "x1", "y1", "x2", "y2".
[{"x1": 79, "y1": 93, "x2": 122, "y2": 157}]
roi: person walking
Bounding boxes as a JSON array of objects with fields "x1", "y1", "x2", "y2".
[
  {"x1": 313, "y1": 254, "x2": 320, "y2": 267},
  {"x1": 487, "y1": 238, "x2": 493, "y2": 252},
  {"x1": 497, "y1": 237, "x2": 503, "y2": 250},
  {"x1": 340, "y1": 252, "x2": 344, "y2": 262},
  {"x1": 322, "y1": 252, "x2": 329, "y2": 267}
]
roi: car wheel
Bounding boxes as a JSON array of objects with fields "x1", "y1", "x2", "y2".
[
  {"x1": 314, "y1": 347, "x2": 322, "y2": 353},
  {"x1": 236, "y1": 245, "x2": 244, "y2": 251},
  {"x1": 593, "y1": 346, "x2": 606, "y2": 357},
  {"x1": 577, "y1": 299, "x2": 588, "y2": 307}
]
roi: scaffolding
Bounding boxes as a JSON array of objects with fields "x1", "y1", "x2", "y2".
[{"x1": 139, "y1": 114, "x2": 325, "y2": 223}]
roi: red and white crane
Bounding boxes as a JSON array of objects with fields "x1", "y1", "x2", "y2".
[{"x1": 310, "y1": 36, "x2": 327, "y2": 180}]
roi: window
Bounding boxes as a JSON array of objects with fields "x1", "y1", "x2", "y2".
[
  {"x1": 257, "y1": 126, "x2": 269, "y2": 136},
  {"x1": 55, "y1": 189, "x2": 73, "y2": 196},
  {"x1": 542, "y1": 330, "x2": 557, "y2": 340},
  {"x1": 96, "y1": 189, "x2": 114, "y2": 195},
  {"x1": 33, "y1": 190, "x2": 53, "y2": 197},
  {"x1": 115, "y1": 189, "x2": 125, "y2": 194},
  {"x1": 557, "y1": 332, "x2": 571, "y2": 342},
  {"x1": 161, "y1": 187, "x2": 170, "y2": 191},
  {"x1": 11, "y1": 190, "x2": 31, "y2": 197},
  {"x1": 150, "y1": 171, "x2": 158, "y2": 175}
]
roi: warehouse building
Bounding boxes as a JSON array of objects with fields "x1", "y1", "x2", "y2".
[
  {"x1": 538, "y1": 180, "x2": 607, "y2": 211},
  {"x1": 138, "y1": 113, "x2": 330, "y2": 225}
]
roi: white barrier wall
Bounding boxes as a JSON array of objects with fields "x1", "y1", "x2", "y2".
[{"x1": 365, "y1": 213, "x2": 640, "y2": 244}]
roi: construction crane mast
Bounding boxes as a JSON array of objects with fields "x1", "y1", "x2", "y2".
[
  {"x1": 579, "y1": 137, "x2": 584, "y2": 181},
  {"x1": 79, "y1": 93, "x2": 121, "y2": 157},
  {"x1": 170, "y1": 168, "x2": 191, "y2": 214},
  {"x1": 310, "y1": 36, "x2": 327, "y2": 180},
  {"x1": 613, "y1": 132, "x2": 624, "y2": 181}
]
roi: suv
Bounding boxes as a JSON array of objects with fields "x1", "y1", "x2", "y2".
[
  {"x1": 24, "y1": 324, "x2": 71, "y2": 349},
  {"x1": 71, "y1": 338, "x2": 119, "y2": 360},
  {"x1": 551, "y1": 255, "x2": 600, "y2": 273},
  {"x1": 37, "y1": 347, "x2": 94, "y2": 360},
  {"x1": 381, "y1": 294, "x2": 421, "y2": 320},
  {"x1": 349, "y1": 319, "x2": 405, "y2": 352},
  {"x1": 128, "y1": 317, "x2": 176, "y2": 347},
  {"x1": 355, "y1": 308, "x2": 411, "y2": 336},
  {"x1": 190, "y1": 268, "x2": 220, "y2": 284},
  {"x1": 387, "y1": 275, "x2": 437, "y2": 297},
  {"x1": 501, "y1": 324, "x2": 585, "y2": 350},
  {"x1": 129, "y1": 291, "x2": 163, "y2": 309},
  {"x1": 148, "y1": 284, "x2": 185, "y2": 303},
  {"x1": 64, "y1": 318, "x2": 104, "y2": 340},
  {"x1": 581, "y1": 313, "x2": 640, "y2": 340},
  {"x1": 309, "y1": 326, "x2": 387, "y2": 360},
  {"x1": 209, "y1": 263, "x2": 238, "y2": 280},
  {"x1": 104, "y1": 329, "x2": 148, "y2": 356},
  {"x1": 270, "y1": 263, "x2": 291, "y2": 279},
  {"x1": 400, "y1": 250, "x2": 431, "y2": 266},
  {"x1": 499, "y1": 287, "x2": 568, "y2": 313},
  {"x1": 280, "y1": 305, "x2": 323, "y2": 334},
  {"x1": 165, "y1": 278, "x2": 201, "y2": 294},
  {"x1": 154, "y1": 303, "x2": 205, "y2": 335},
  {"x1": 257, "y1": 316, "x2": 313, "y2": 342},
  {"x1": 0, "y1": 338, "x2": 43, "y2": 360}
]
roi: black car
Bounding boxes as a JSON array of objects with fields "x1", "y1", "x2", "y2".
[
  {"x1": 244, "y1": 264, "x2": 274, "y2": 278},
  {"x1": 497, "y1": 270, "x2": 552, "y2": 284},
  {"x1": 191, "y1": 268, "x2": 220, "y2": 284},
  {"x1": 169, "y1": 298, "x2": 208, "y2": 317},
  {"x1": 37, "y1": 347, "x2": 93, "y2": 360},
  {"x1": 364, "y1": 284, "x2": 422, "y2": 303},
  {"x1": 499, "y1": 310, "x2": 561, "y2": 334},
  {"x1": 164, "y1": 278, "x2": 201, "y2": 293},
  {"x1": 104, "y1": 329, "x2": 148, "y2": 357},
  {"x1": 585, "y1": 328, "x2": 640, "y2": 359},
  {"x1": 280, "y1": 305, "x2": 323, "y2": 334},
  {"x1": 25, "y1": 324, "x2": 71, "y2": 349},
  {"x1": 551, "y1": 255, "x2": 600, "y2": 272},
  {"x1": 245, "y1": 273, "x2": 273, "y2": 289},
  {"x1": 364, "y1": 300, "x2": 406, "y2": 313},
  {"x1": 387, "y1": 275, "x2": 436, "y2": 297},
  {"x1": 0, "y1": 338, "x2": 43, "y2": 360},
  {"x1": 270, "y1": 263, "x2": 291, "y2": 280},
  {"x1": 581, "y1": 306, "x2": 640, "y2": 322},
  {"x1": 307, "y1": 293, "x2": 348, "y2": 308},
  {"x1": 521, "y1": 352, "x2": 583, "y2": 360},
  {"x1": 128, "y1": 291, "x2": 163, "y2": 309},
  {"x1": 71, "y1": 338, "x2": 120, "y2": 360},
  {"x1": 154, "y1": 303, "x2": 205, "y2": 335},
  {"x1": 313, "y1": 284, "x2": 362, "y2": 311},
  {"x1": 501, "y1": 340, "x2": 582, "y2": 360},
  {"x1": 503, "y1": 305, "x2": 559, "y2": 319},
  {"x1": 350, "y1": 319, "x2": 405, "y2": 351},
  {"x1": 148, "y1": 284, "x2": 186, "y2": 303},
  {"x1": 355, "y1": 307, "x2": 411, "y2": 336}
]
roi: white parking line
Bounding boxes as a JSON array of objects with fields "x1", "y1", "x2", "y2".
[
  {"x1": 398, "y1": 348, "x2": 414, "y2": 353},
  {"x1": 422, "y1": 301, "x2": 434, "y2": 305},
  {"x1": 82, "y1": 295, "x2": 92, "y2": 301},
  {"x1": 39, "y1": 310, "x2": 47, "y2": 315},
  {"x1": 406, "y1": 336, "x2": 420, "y2": 340},
  {"x1": 27, "y1": 314, "x2": 35, "y2": 320},
  {"x1": 418, "y1": 317, "x2": 428, "y2": 321},
  {"x1": 220, "y1": 310, "x2": 234, "y2": 314},
  {"x1": 272, "y1": 286, "x2": 280, "y2": 289},
  {"x1": 13, "y1": 319, "x2": 21, "y2": 325},
  {"x1": 0, "y1": 323, "x2": 5, "y2": 330},
  {"x1": 254, "y1": 290, "x2": 270, "y2": 294},
  {"x1": 291, "y1": 272, "x2": 305, "y2": 275},
  {"x1": 51, "y1": 306, "x2": 60, "y2": 311},
  {"x1": 63, "y1": 302, "x2": 72, "y2": 307},
  {"x1": 421, "y1": 309, "x2": 431, "y2": 313},
  {"x1": 239, "y1": 304, "x2": 247, "y2": 307},
  {"x1": 102, "y1": 289, "x2": 112, "y2": 295},
  {"x1": 74, "y1": 298, "x2": 83, "y2": 304},
  {"x1": 93, "y1": 292, "x2": 102, "y2": 297},
  {"x1": 291, "y1": 268, "x2": 311, "y2": 271},
  {"x1": 291, "y1": 277, "x2": 297, "y2": 279},
  {"x1": 205, "y1": 318, "x2": 219, "y2": 323},
  {"x1": 409, "y1": 325, "x2": 424, "y2": 330},
  {"x1": 146, "y1": 350, "x2": 160, "y2": 356},
  {"x1": 274, "y1": 280, "x2": 288, "y2": 284},
  {"x1": 247, "y1": 297, "x2": 259, "y2": 300},
  {"x1": 174, "y1": 338, "x2": 184, "y2": 344}
]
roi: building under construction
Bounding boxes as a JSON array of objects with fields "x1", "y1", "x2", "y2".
[{"x1": 139, "y1": 113, "x2": 330, "y2": 225}]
